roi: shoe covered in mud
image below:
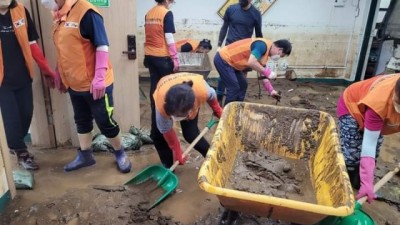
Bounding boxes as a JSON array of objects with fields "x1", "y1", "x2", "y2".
[
  {"x1": 64, "y1": 148, "x2": 96, "y2": 172},
  {"x1": 113, "y1": 148, "x2": 131, "y2": 173},
  {"x1": 14, "y1": 150, "x2": 39, "y2": 170}
]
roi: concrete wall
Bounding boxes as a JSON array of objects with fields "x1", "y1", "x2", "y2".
[{"x1": 137, "y1": 0, "x2": 373, "y2": 80}]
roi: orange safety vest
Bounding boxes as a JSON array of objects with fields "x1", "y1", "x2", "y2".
[
  {"x1": 176, "y1": 39, "x2": 200, "y2": 52},
  {"x1": 154, "y1": 73, "x2": 208, "y2": 120},
  {"x1": 344, "y1": 74, "x2": 400, "y2": 135},
  {"x1": 219, "y1": 38, "x2": 272, "y2": 71},
  {"x1": 0, "y1": 3, "x2": 34, "y2": 85},
  {"x1": 144, "y1": 5, "x2": 170, "y2": 57},
  {"x1": 52, "y1": 0, "x2": 113, "y2": 92}
]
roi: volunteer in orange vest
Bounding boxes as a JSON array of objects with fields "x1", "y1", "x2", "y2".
[
  {"x1": 176, "y1": 39, "x2": 212, "y2": 53},
  {"x1": 144, "y1": 0, "x2": 181, "y2": 163},
  {"x1": 214, "y1": 38, "x2": 291, "y2": 106},
  {"x1": 216, "y1": 0, "x2": 263, "y2": 106},
  {"x1": 43, "y1": 0, "x2": 131, "y2": 173},
  {"x1": 337, "y1": 74, "x2": 400, "y2": 203},
  {"x1": 0, "y1": 0, "x2": 56, "y2": 170},
  {"x1": 153, "y1": 73, "x2": 222, "y2": 168}
]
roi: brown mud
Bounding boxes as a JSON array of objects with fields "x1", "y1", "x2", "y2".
[
  {"x1": 229, "y1": 150, "x2": 316, "y2": 203},
  {"x1": 0, "y1": 78, "x2": 398, "y2": 225}
]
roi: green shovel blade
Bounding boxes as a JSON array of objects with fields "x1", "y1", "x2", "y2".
[
  {"x1": 125, "y1": 164, "x2": 179, "y2": 210},
  {"x1": 316, "y1": 202, "x2": 375, "y2": 225}
]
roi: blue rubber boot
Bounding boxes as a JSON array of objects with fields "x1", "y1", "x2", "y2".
[
  {"x1": 64, "y1": 148, "x2": 96, "y2": 172},
  {"x1": 113, "y1": 148, "x2": 131, "y2": 173}
]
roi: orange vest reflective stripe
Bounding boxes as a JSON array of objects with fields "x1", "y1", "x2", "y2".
[
  {"x1": 52, "y1": 0, "x2": 113, "y2": 92},
  {"x1": 344, "y1": 74, "x2": 400, "y2": 135},
  {"x1": 0, "y1": 3, "x2": 34, "y2": 85},
  {"x1": 176, "y1": 39, "x2": 200, "y2": 52},
  {"x1": 219, "y1": 38, "x2": 272, "y2": 71},
  {"x1": 144, "y1": 5, "x2": 169, "y2": 57},
  {"x1": 154, "y1": 73, "x2": 208, "y2": 119}
]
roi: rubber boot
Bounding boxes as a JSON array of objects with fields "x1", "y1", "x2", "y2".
[
  {"x1": 346, "y1": 165, "x2": 360, "y2": 190},
  {"x1": 113, "y1": 147, "x2": 132, "y2": 173},
  {"x1": 64, "y1": 148, "x2": 96, "y2": 172}
]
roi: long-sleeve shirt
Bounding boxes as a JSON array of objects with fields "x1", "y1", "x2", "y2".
[
  {"x1": 218, "y1": 3, "x2": 262, "y2": 46},
  {"x1": 337, "y1": 94, "x2": 383, "y2": 131},
  {"x1": 156, "y1": 81, "x2": 216, "y2": 133}
]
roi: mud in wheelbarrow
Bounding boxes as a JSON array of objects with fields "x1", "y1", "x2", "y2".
[{"x1": 198, "y1": 102, "x2": 355, "y2": 225}]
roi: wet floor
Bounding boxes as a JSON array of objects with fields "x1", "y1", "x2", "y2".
[{"x1": 1, "y1": 78, "x2": 399, "y2": 225}]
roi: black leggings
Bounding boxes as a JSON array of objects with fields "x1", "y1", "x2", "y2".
[
  {"x1": 151, "y1": 111, "x2": 210, "y2": 168},
  {"x1": 0, "y1": 84, "x2": 33, "y2": 152}
]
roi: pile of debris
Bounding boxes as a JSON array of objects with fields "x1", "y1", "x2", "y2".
[{"x1": 92, "y1": 126, "x2": 153, "y2": 152}]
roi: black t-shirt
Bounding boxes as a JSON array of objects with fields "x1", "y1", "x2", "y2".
[{"x1": 0, "y1": 7, "x2": 39, "y2": 89}]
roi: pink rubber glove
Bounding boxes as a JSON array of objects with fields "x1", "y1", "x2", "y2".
[
  {"x1": 262, "y1": 78, "x2": 275, "y2": 95},
  {"x1": 168, "y1": 43, "x2": 179, "y2": 72},
  {"x1": 163, "y1": 129, "x2": 187, "y2": 165},
  {"x1": 262, "y1": 67, "x2": 277, "y2": 80},
  {"x1": 54, "y1": 68, "x2": 67, "y2": 93},
  {"x1": 356, "y1": 157, "x2": 377, "y2": 203},
  {"x1": 90, "y1": 51, "x2": 108, "y2": 100}
]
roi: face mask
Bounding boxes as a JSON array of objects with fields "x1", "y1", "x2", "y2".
[
  {"x1": 270, "y1": 55, "x2": 281, "y2": 61},
  {"x1": 0, "y1": 0, "x2": 12, "y2": 9},
  {"x1": 239, "y1": 0, "x2": 250, "y2": 8},
  {"x1": 171, "y1": 116, "x2": 186, "y2": 122},
  {"x1": 167, "y1": 0, "x2": 175, "y2": 9},
  {"x1": 41, "y1": 0, "x2": 58, "y2": 11}
]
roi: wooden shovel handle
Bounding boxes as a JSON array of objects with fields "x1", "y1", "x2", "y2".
[
  {"x1": 358, "y1": 163, "x2": 400, "y2": 205},
  {"x1": 169, "y1": 119, "x2": 218, "y2": 171}
]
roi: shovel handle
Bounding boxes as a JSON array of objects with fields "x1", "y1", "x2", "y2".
[
  {"x1": 169, "y1": 118, "x2": 218, "y2": 171},
  {"x1": 358, "y1": 163, "x2": 400, "y2": 205}
]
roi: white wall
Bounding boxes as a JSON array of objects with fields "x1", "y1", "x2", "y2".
[{"x1": 137, "y1": 0, "x2": 372, "y2": 79}]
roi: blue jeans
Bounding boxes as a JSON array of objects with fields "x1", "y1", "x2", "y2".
[{"x1": 214, "y1": 52, "x2": 248, "y2": 105}]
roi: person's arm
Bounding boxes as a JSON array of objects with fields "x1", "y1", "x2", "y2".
[
  {"x1": 356, "y1": 107, "x2": 384, "y2": 203},
  {"x1": 205, "y1": 81, "x2": 222, "y2": 118},
  {"x1": 254, "y1": 9, "x2": 263, "y2": 38},
  {"x1": 164, "y1": 11, "x2": 179, "y2": 71},
  {"x1": 156, "y1": 109, "x2": 186, "y2": 165},
  {"x1": 247, "y1": 41, "x2": 267, "y2": 73},
  {"x1": 247, "y1": 41, "x2": 278, "y2": 96},
  {"x1": 218, "y1": 7, "x2": 231, "y2": 47},
  {"x1": 26, "y1": 8, "x2": 56, "y2": 81},
  {"x1": 80, "y1": 10, "x2": 110, "y2": 99}
]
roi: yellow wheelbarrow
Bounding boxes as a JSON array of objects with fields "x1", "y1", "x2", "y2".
[{"x1": 198, "y1": 102, "x2": 355, "y2": 225}]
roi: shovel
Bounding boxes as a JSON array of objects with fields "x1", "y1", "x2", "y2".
[
  {"x1": 125, "y1": 118, "x2": 218, "y2": 210},
  {"x1": 316, "y1": 163, "x2": 400, "y2": 225}
]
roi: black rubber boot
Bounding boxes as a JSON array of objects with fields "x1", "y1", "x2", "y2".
[{"x1": 64, "y1": 148, "x2": 96, "y2": 172}]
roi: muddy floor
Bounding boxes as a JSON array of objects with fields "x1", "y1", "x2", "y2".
[
  {"x1": 1, "y1": 78, "x2": 399, "y2": 225},
  {"x1": 229, "y1": 151, "x2": 316, "y2": 203}
]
